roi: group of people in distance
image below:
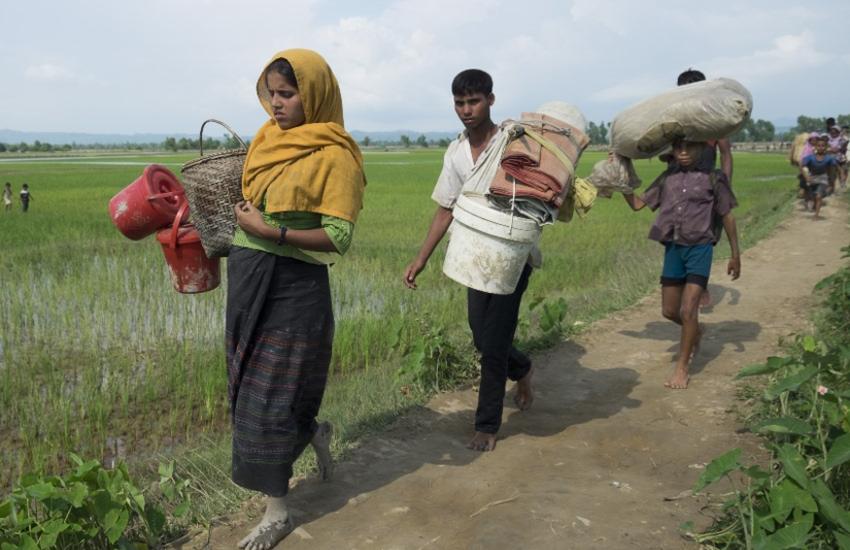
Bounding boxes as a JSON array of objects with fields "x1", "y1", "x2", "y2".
[
  {"x1": 793, "y1": 118, "x2": 849, "y2": 218},
  {"x1": 3, "y1": 182, "x2": 32, "y2": 213},
  {"x1": 223, "y1": 49, "x2": 741, "y2": 549}
]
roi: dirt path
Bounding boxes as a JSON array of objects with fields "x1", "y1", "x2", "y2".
[{"x1": 188, "y1": 197, "x2": 849, "y2": 550}]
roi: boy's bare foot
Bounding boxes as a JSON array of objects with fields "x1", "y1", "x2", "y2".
[
  {"x1": 513, "y1": 365, "x2": 534, "y2": 411},
  {"x1": 467, "y1": 432, "x2": 497, "y2": 452},
  {"x1": 311, "y1": 421, "x2": 334, "y2": 481},
  {"x1": 664, "y1": 365, "x2": 690, "y2": 390}
]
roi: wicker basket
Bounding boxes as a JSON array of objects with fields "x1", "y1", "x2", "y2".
[{"x1": 181, "y1": 119, "x2": 247, "y2": 258}]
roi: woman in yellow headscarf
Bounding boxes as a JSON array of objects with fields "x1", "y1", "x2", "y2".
[{"x1": 226, "y1": 49, "x2": 365, "y2": 550}]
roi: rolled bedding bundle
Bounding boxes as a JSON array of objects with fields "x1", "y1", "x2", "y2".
[
  {"x1": 609, "y1": 78, "x2": 752, "y2": 159},
  {"x1": 488, "y1": 101, "x2": 592, "y2": 223}
]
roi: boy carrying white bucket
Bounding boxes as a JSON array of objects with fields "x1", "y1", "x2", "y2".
[{"x1": 403, "y1": 69, "x2": 535, "y2": 452}]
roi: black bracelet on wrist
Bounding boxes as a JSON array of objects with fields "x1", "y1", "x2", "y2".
[{"x1": 276, "y1": 225, "x2": 288, "y2": 246}]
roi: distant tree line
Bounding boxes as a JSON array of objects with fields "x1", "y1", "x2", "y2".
[
  {"x1": 0, "y1": 134, "x2": 247, "y2": 153},
  {"x1": 9, "y1": 115, "x2": 846, "y2": 155},
  {"x1": 359, "y1": 134, "x2": 451, "y2": 149}
]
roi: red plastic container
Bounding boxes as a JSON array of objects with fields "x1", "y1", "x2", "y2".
[
  {"x1": 156, "y1": 203, "x2": 221, "y2": 294},
  {"x1": 109, "y1": 164, "x2": 186, "y2": 240}
]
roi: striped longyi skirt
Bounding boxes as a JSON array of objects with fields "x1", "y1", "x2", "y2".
[{"x1": 225, "y1": 246, "x2": 334, "y2": 496}]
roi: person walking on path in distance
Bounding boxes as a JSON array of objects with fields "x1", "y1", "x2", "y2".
[
  {"x1": 801, "y1": 134, "x2": 839, "y2": 219},
  {"x1": 403, "y1": 69, "x2": 534, "y2": 452},
  {"x1": 19, "y1": 184, "x2": 32, "y2": 213},
  {"x1": 622, "y1": 139, "x2": 741, "y2": 389},
  {"x1": 226, "y1": 48, "x2": 366, "y2": 550},
  {"x1": 3, "y1": 183, "x2": 12, "y2": 212}
]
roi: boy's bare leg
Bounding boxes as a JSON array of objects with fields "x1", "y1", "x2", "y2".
[
  {"x1": 699, "y1": 289, "x2": 711, "y2": 308},
  {"x1": 468, "y1": 432, "x2": 497, "y2": 452},
  {"x1": 666, "y1": 283, "x2": 703, "y2": 389},
  {"x1": 513, "y1": 364, "x2": 534, "y2": 411},
  {"x1": 661, "y1": 285, "x2": 684, "y2": 325},
  {"x1": 814, "y1": 194, "x2": 823, "y2": 218}
]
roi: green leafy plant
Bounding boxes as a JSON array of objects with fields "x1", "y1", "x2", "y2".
[
  {"x1": 692, "y1": 250, "x2": 850, "y2": 549},
  {"x1": 0, "y1": 454, "x2": 189, "y2": 549},
  {"x1": 396, "y1": 317, "x2": 475, "y2": 392}
]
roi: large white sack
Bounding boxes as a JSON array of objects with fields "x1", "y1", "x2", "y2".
[{"x1": 610, "y1": 78, "x2": 752, "y2": 159}]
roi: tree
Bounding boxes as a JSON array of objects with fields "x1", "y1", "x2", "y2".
[
  {"x1": 416, "y1": 135, "x2": 428, "y2": 148},
  {"x1": 361, "y1": 136, "x2": 371, "y2": 147},
  {"x1": 163, "y1": 137, "x2": 178, "y2": 152},
  {"x1": 730, "y1": 118, "x2": 775, "y2": 142},
  {"x1": 586, "y1": 121, "x2": 610, "y2": 145},
  {"x1": 400, "y1": 135, "x2": 411, "y2": 148},
  {"x1": 437, "y1": 138, "x2": 450, "y2": 148},
  {"x1": 792, "y1": 115, "x2": 825, "y2": 133},
  {"x1": 223, "y1": 135, "x2": 244, "y2": 150},
  {"x1": 0, "y1": 143, "x2": 6, "y2": 152},
  {"x1": 202, "y1": 138, "x2": 221, "y2": 151},
  {"x1": 753, "y1": 119, "x2": 775, "y2": 142}
]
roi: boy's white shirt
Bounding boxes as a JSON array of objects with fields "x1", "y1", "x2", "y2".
[{"x1": 431, "y1": 130, "x2": 502, "y2": 209}]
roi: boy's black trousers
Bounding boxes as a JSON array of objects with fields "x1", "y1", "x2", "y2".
[{"x1": 467, "y1": 263, "x2": 533, "y2": 434}]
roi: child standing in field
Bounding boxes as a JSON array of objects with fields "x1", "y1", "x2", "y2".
[
  {"x1": 3, "y1": 183, "x2": 11, "y2": 212},
  {"x1": 403, "y1": 69, "x2": 534, "y2": 452},
  {"x1": 801, "y1": 135, "x2": 838, "y2": 218},
  {"x1": 622, "y1": 139, "x2": 741, "y2": 389},
  {"x1": 19, "y1": 183, "x2": 32, "y2": 213}
]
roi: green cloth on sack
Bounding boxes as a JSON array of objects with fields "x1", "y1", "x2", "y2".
[{"x1": 231, "y1": 210, "x2": 353, "y2": 265}]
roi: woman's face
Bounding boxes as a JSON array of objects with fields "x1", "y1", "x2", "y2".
[{"x1": 266, "y1": 71, "x2": 306, "y2": 130}]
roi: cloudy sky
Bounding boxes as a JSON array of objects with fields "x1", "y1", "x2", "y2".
[{"x1": 2, "y1": 0, "x2": 848, "y2": 135}]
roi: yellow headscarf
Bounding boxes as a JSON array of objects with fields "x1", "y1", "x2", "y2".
[{"x1": 242, "y1": 49, "x2": 366, "y2": 222}]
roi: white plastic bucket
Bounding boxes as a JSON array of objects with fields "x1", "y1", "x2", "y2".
[{"x1": 443, "y1": 192, "x2": 541, "y2": 294}]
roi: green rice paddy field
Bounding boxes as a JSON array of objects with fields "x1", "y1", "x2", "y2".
[{"x1": 0, "y1": 149, "x2": 796, "y2": 510}]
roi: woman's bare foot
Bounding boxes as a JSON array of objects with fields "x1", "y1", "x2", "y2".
[
  {"x1": 311, "y1": 421, "x2": 334, "y2": 481},
  {"x1": 238, "y1": 497, "x2": 293, "y2": 550},
  {"x1": 467, "y1": 432, "x2": 497, "y2": 452},
  {"x1": 664, "y1": 365, "x2": 690, "y2": 390},
  {"x1": 513, "y1": 365, "x2": 534, "y2": 411}
]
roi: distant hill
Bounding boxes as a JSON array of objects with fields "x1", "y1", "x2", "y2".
[
  {"x1": 349, "y1": 130, "x2": 457, "y2": 143},
  {"x1": 0, "y1": 128, "x2": 458, "y2": 146}
]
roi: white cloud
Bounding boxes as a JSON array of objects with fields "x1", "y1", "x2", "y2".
[
  {"x1": 25, "y1": 63, "x2": 74, "y2": 81},
  {"x1": 702, "y1": 31, "x2": 830, "y2": 82},
  {"x1": 1, "y1": 1, "x2": 849, "y2": 133}
]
